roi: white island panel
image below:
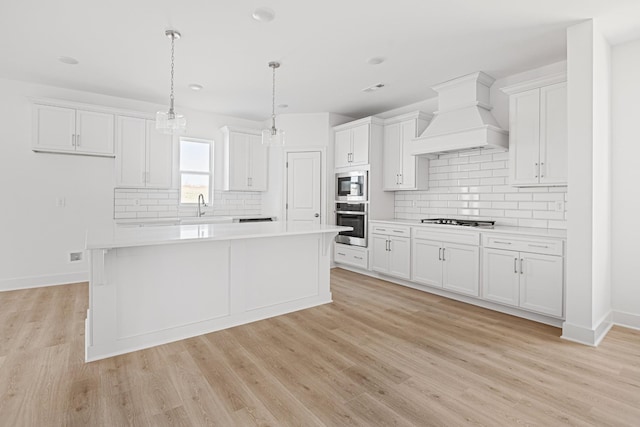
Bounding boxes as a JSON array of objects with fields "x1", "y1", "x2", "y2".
[{"x1": 85, "y1": 222, "x2": 348, "y2": 361}]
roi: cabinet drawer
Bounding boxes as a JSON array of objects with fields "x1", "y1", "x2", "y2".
[
  {"x1": 371, "y1": 224, "x2": 411, "y2": 237},
  {"x1": 412, "y1": 228, "x2": 480, "y2": 246},
  {"x1": 334, "y1": 244, "x2": 368, "y2": 269},
  {"x1": 483, "y1": 234, "x2": 563, "y2": 256}
]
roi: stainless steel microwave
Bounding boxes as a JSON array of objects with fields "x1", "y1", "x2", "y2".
[{"x1": 335, "y1": 171, "x2": 367, "y2": 201}]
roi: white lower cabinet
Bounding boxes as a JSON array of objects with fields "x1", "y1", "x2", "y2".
[
  {"x1": 412, "y1": 236, "x2": 480, "y2": 296},
  {"x1": 334, "y1": 243, "x2": 368, "y2": 269},
  {"x1": 370, "y1": 224, "x2": 411, "y2": 280},
  {"x1": 482, "y1": 236, "x2": 564, "y2": 317}
]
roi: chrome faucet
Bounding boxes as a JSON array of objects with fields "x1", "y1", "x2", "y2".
[{"x1": 197, "y1": 193, "x2": 207, "y2": 217}]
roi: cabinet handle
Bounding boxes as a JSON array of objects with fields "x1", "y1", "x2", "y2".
[
  {"x1": 377, "y1": 228, "x2": 387, "y2": 232},
  {"x1": 494, "y1": 240, "x2": 512, "y2": 245},
  {"x1": 442, "y1": 248, "x2": 446, "y2": 261},
  {"x1": 76, "y1": 134, "x2": 80, "y2": 147},
  {"x1": 392, "y1": 230, "x2": 404, "y2": 233},
  {"x1": 439, "y1": 248, "x2": 442, "y2": 261},
  {"x1": 540, "y1": 162, "x2": 545, "y2": 178},
  {"x1": 71, "y1": 134, "x2": 76, "y2": 147},
  {"x1": 520, "y1": 258, "x2": 524, "y2": 275},
  {"x1": 399, "y1": 173, "x2": 402, "y2": 184},
  {"x1": 514, "y1": 257, "x2": 518, "y2": 273},
  {"x1": 528, "y1": 244, "x2": 549, "y2": 248},
  {"x1": 388, "y1": 240, "x2": 392, "y2": 252},
  {"x1": 354, "y1": 256, "x2": 363, "y2": 260},
  {"x1": 534, "y1": 162, "x2": 539, "y2": 178},
  {"x1": 337, "y1": 252, "x2": 346, "y2": 256}
]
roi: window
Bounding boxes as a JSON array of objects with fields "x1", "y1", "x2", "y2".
[{"x1": 179, "y1": 138, "x2": 212, "y2": 204}]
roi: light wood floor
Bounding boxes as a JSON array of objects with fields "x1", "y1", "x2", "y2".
[{"x1": 1, "y1": 268, "x2": 639, "y2": 426}]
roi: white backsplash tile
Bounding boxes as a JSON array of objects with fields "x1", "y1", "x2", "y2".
[
  {"x1": 395, "y1": 148, "x2": 568, "y2": 228},
  {"x1": 114, "y1": 188, "x2": 262, "y2": 220}
]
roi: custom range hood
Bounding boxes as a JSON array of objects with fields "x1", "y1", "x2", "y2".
[{"x1": 406, "y1": 71, "x2": 508, "y2": 156}]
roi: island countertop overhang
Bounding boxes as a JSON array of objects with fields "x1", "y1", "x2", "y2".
[{"x1": 86, "y1": 221, "x2": 352, "y2": 250}]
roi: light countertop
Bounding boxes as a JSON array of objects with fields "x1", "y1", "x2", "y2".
[
  {"x1": 87, "y1": 222, "x2": 351, "y2": 250},
  {"x1": 370, "y1": 219, "x2": 567, "y2": 238}
]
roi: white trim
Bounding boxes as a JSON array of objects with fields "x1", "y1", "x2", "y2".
[
  {"x1": 500, "y1": 72, "x2": 567, "y2": 95},
  {"x1": 383, "y1": 111, "x2": 433, "y2": 125},
  {"x1": 29, "y1": 96, "x2": 156, "y2": 120},
  {"x1": 561, "y1": 311, "x2": 614, "y2": 346},
  {"x1": 613, "y1": 310, "x2": 640, "y2": 331},
  {"x1": 0, "y1": 272, "x2": 88, "y2": 291},
  {"x1": 333, "y1": 116, "x2": 385, "y2": 131}
]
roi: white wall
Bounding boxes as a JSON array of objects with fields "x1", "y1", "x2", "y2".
[
  {"x1": 562, "y1": 20, "x2": 613, "y2": 345},
  {"x1": 0, "y1": 78, "x2": 261, "y2": 290},
  {"x1": 611, "y1": 38, "x2": 640, "y2": 329}
]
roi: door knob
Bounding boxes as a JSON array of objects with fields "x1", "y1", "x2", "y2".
[{"x1": 314, "y1": 213, "x2": 320, "y2": 218}]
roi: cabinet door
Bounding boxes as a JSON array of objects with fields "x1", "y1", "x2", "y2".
[
  {"x1": 411, "y1": 239, "x2": 442, "y2": 287},
  {"x1": 539, "y1": 82, "x2": 567, "y2": 185},
  {"x1": 33, "y1": 104, "x2": 76, "y2": 151},
  {"x1": 371, "y1": 235, "x2": 390, "y2": 274},
  {"x1": 398, "y1": 119, "x2": 417, "y2": 189},
  {"x1": 442, "y1": 243, "x2": 479, "y2": 296},
  {"x1": 350, "y1": 124, "x2": 370, "y2": 166},
  {"x1": 76, "y1": 110, "x2": 114, "y2": 155},
  {"x1": 334, "y1": 129, "x2": 352, "y2": 168},
  {"x1": 509, "y1": 89, "x2": 540, "y2": 186},
  {"x1": 248, "y1": 134, "x2": 268, "y2": 191},
  {"x1": 482, "y1": 248, "x2": 520, "y2": 306},
  {"x1": 388, "y1": 236, "x2": 411, "y2": 280},
  {"x1": 383, "y1": 123, "x2": 401, "y2": 190},
  {"x1": 115, "y1": 116, "x2": 146, "y2": 187},
  {"x1": 145, "y1": 120, "x2": 173, "y2": 188},
  {"x1": 519, "y1": 253, "x2": 564, "y2": 317},
  {"x1": 227, "y1": 132, "x2": 251, "y2": 191}
]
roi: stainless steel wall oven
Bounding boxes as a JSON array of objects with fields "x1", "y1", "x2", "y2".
[{"x1": 335, "y1": 202, "x2": 367, "y2": 247}]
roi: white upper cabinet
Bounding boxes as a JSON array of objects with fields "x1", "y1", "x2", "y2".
[
  {"x1": 115, "y1": 116, "x2": 172, "y2": 188},
  {"x1": 220, "y1": 126, "x2": 268, "y2": 191},
  {"x1": 382, "y1": 112, "x2": 431, "y2": 190},
  {"x1": 32, "y1": 103, "x2": 115, "y2": 157},
  {"x1": 334, "y1": 118, "x2": 381, "y2": 169},
  {"x1": 502, "y1": 75, "x2": 567, "y2": 187}
]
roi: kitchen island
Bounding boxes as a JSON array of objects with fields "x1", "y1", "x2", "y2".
[{"x1": 85, "y1": 221, "x2": 350, "y2": 361}]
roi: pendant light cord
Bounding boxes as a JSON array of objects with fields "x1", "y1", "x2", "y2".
[
  {"x1": 169, "y1": 34, "x2": 175, "y2": 115},
  {"x1": 271, "y1": 63, "x2": 276, "y2": 130}
]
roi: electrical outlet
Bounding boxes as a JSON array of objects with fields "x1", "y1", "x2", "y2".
[
  {"x1": 69, "y1": 252, "x2": 83, "y2": 262},
  {"x1": 554, "y1": 201, "x2": 565, "y2": 212},
  {"x1": 412, "y1": 200, "x2": 417, "y2": 208}
]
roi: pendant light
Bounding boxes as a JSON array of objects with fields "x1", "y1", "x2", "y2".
[
  {"x1": 262, "y1": 61, "x2": 285, "y2": 146},
  {"x1": 156, "y1": 29, "x2": 186, "y2": 134}
]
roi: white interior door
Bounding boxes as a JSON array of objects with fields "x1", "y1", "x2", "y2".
[{"x1": 286, "y1": 151, "x2": 321, "y2": 223}]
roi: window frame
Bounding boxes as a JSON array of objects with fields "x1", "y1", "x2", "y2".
[{"x1": 178, "y1": 137, "x2": 213, "y2": 205}]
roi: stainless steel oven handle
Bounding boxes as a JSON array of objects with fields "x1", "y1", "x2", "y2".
[{"x1": 335, "y1": 211, "x2": 367, "y2": 215}]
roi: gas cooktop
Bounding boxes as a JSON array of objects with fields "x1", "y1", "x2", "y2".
[{"x1": 420, "y1": 218, "x2": 495, "y2": 228}]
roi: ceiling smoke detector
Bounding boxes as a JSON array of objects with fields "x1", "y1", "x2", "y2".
[
  {"x1": 188, "y1": 83, "x2": 204, "y2": 91},
  {"x1": 362, "y1": 83, "x2": 385, "y2": 93}
]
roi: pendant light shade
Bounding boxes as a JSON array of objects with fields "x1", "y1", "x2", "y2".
[
  {"x1": 262, "y1": 61, "x2": 285, "y2": 146},
  {"x1": 156, "y1": 29, "x2": 187, "y2": 135}
]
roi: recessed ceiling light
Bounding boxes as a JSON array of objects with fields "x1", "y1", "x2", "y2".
[
  {"x1": 188, "y1": 83, "x2": 204, "y2": 91},
  {"x1": 252, "y1": 7, "x2": 275, "y2": 23},
  {"x1": 277, "y1": 104, "x2": 288, "y2": 109},
  {"x1": 367, "y1": 57, "x2": 385, "y2": 65},
  {"x1": 58, "y1": 56, "x2": 79, "y2": 65},
  {"x1": 362, "y1": 83, "x2": 385, "y2": 92}
]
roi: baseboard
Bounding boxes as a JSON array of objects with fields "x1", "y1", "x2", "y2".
[
  {"x1": 0, "y1": 271, "x2": 89, "y2": 291},
  {"x1": 613, "y1": 310, "x2": 640, "y2": 331},
  {"x1": 561, "y1": 311, "x2": 613, "y2": 346}
]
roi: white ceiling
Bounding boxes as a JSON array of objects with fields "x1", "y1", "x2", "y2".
[{"x1": 1, "y1": 0, "x2": 639, "y2": 120}]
